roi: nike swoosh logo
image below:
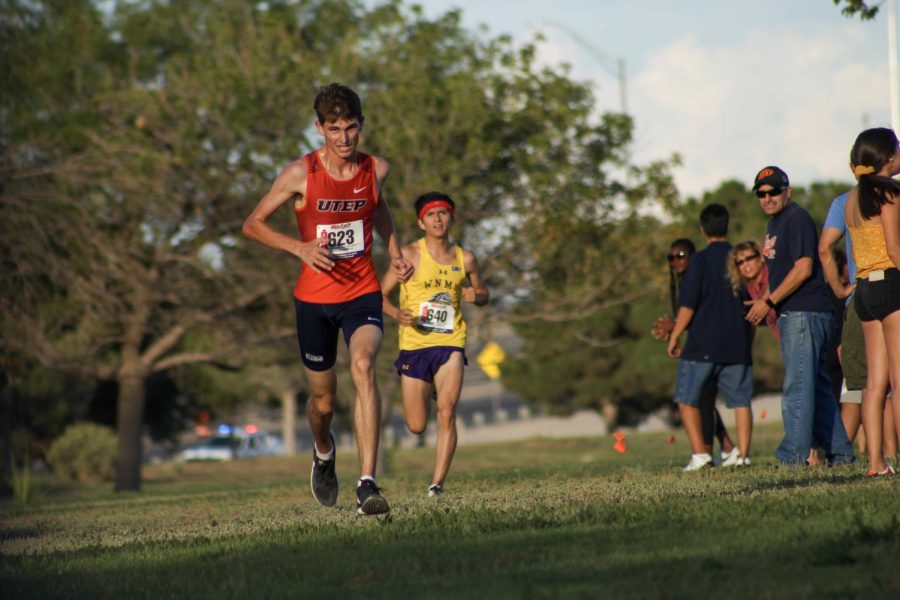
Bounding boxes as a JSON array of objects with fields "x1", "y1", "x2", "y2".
[{"x1": 353, "y1": 186, "x2": 367, "y2": 194}]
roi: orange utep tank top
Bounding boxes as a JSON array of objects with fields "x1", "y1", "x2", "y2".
[{"x1": 293, "y1": 151, "x2": 380, "y2": 303}]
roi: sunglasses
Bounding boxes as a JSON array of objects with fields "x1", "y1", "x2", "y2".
[
  {"x1": 755, "y1": 187, "x2": 784, "y2": 199},
  {"x1": 667, "y1": 250, "x2": 689, "y2": 262},
  {"x1": 734, "y1": 252, "x2": 761, "y2": 266}
]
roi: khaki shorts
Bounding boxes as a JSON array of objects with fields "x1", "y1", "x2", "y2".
[{"x1": 841, "y1": 296, "x2": 866, "y2": 395}]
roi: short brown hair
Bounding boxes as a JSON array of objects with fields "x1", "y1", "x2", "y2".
[{"x1": 314, "y1": 83, "x2": 363, "y2": 124}]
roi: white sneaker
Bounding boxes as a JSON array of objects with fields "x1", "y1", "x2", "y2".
[
  {"x1": 736, "y1": 456, "x2": 751, "y2": 466},
  {"x1": 683, "y1": 453, "x2": 713, "y2": 472},
  {"x1": 720, "y1": 448, "x2": 740, "y2": 467}
]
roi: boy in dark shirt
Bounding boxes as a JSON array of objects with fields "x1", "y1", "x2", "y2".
[{"x1": 668, "y1": 204, "x2": 754, "y2": 471}]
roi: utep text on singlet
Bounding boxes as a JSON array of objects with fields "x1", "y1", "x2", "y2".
[
  {"x1": 399, "y1": 239, "x2": 468, "y2": 351},
  {"x1": 294, "y1": 151, "x2": 381, "y2": 303}
]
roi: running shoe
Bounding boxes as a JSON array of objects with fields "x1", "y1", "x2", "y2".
[
  {"x1": 866, "y1": 465, "x2": 896, "y2": 477},
  {"x1": 736, "y1": 456, "x2": 751, "y2": 466},
  {"x1": 720, "y1": 447, "x2": 740, "y2": 467},
  {"x1": 683, "y1": 453, "x2": 713, "y2": 472},
  {"x1": 427, "y1": 484, "x2": 444, "y2": 497},
  {"x1": 310, "y1": 433, "x2": 338, "y2": 507},
  {"x1": 356, "y1": 479, "x2": 390, "y2": 515}
]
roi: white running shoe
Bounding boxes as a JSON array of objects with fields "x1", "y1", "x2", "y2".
[
  {"x1": 720, "y1": 448, "x2": 740, "y2": 467},
  {"x1": 736, "y1": 456, "x2": 751, "y2": 466},
  {"x1": 683, "y1": 453, "x2": 713, "y2": 472}
]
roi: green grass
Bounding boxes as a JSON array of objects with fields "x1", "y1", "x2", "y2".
[{"x1": 2, "y1": 423, "x2": 899, "y2": 599}]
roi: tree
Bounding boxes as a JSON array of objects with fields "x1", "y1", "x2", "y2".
[
  {"x1": 1, "y1": 0, "x2": 334, "y2": 490},
  {"x1": 833, "y1": 0, "x2": 882, "y2": 20}
]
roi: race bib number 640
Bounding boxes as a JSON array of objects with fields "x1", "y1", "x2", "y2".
[
  {"x1": 316, "y1": 220, "x2": 364, "y2": 260},
  {"x1": 417, "y1": 301, "x2": 455, "y2": 334}
]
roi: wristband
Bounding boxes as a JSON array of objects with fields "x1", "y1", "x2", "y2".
[{"x1": 765, "y1": 298, "x2": 777, "y2": 310}]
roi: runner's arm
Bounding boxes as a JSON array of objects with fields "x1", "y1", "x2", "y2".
[
  {"x1": 462, "y1": 251, "x2": 489, "y2": 306},
  {"x1": 380, "y1": 244, "x2": 417, "y2": 326},
  {"x1": 371, "y1": 157, "x2": 414, "y2": 281},
  {"x1": 242, "y1": 161, "x2": 334, "y2": 272}
]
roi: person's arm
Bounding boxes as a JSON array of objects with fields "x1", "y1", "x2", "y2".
[
  {"x1": 380, "y1": 242, "x2": 417, "y2": 326},
  {"x1": 667, "y1": 306, "x2": 695, "y2": 358},
  {"x1": 745, "y1": 257, "x2": 812, "y2": 324},
  {"x1": 818, "y1": 227, "x2": 854, "y2": 299},
  {"x1": 462, "y1": 251, "x2": 490, "y2": 306},
  {"x1": 371, "y1": 156, "x2": 414, "y2": 282},
  {"x1": 881, "y1": 195, "x2": 900, "y2": 268},
  {"x1": 242, "y1": 160, "x2": 334, "y2": 272}
]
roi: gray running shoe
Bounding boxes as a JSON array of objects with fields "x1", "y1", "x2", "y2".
[
  {"x1": 310, "y1": 434, "x2": 338, "y2": 507},
  {"x1": 356, "y1": 479, "x2": 390, "y2": 515}
]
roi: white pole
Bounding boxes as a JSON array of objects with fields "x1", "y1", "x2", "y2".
[{"x1": 889, "y1": 0, "x2": 899, "y2": 133}]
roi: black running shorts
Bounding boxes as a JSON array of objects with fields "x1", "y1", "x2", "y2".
[{"x1": 294, "y1": 291, "x2": 383, "y2": 371}]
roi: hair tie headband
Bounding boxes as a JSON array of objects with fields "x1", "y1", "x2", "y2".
[{"x1": 853, "y1": 164, "x2": 876, "y2": 181}]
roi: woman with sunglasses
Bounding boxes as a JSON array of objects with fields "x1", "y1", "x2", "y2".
[
  {"x1": 654, "y1": 239, "x2": 737, "y2": 465},
  {"x1": 727, "y1": 241, "x2": 779, "y2": 340},
  {"x1": 844, "y1": 127, "x2": 900, "y2": 476}
]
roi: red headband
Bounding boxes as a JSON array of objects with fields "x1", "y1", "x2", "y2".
[{"x1": 418, "y1": 200, "x2": 454, "y2": 221}]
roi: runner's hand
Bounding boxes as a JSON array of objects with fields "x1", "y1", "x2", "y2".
[
  {"x1": 397, "y1": 308, "x2": 416, "y2": 326},
  {"x1": 392, "y1": 256, "x2": 414, "y2": 282},
  {"x1": 297, "y1": 238, "x2": 334, "y2": 273},
  {"x1": 461, "y1": 286, "x2": 482, "y2": 303}
]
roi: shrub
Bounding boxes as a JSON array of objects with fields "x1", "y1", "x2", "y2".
[{"x1": 47, "y1": 423, "x2": 117, "y2": 483}]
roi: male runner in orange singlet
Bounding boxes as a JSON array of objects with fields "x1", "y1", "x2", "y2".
[{"x1": 243, "y1": 83, "x2": 413, "y2": 515}]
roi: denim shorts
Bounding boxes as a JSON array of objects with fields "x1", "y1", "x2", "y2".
[
  {"x1": 855, "y1": 268, "x2": 900, "y2": 322},
  {"x1": 674, "y1": 360, "x2": 752, "y2": 409}
]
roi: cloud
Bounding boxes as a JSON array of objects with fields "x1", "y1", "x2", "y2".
[
  {"x1": 526, "y1": 21, "x2": 891, "y2": 198},
  {"x1": 630, "y1": 24, "x2": 890, "y2": 196}
]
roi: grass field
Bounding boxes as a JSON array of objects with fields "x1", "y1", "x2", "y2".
[{"x1": 2, "y1": 422, "x2": 899, "y2": 599}]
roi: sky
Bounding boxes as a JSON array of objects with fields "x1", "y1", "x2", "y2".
[{"x1": 410, "y1": 0, "x2": 897, "y2": 198}]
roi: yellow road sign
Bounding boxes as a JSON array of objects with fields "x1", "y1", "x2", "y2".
[{"x1": 476, "y1": 341, "x2": 505, "y2": 380}]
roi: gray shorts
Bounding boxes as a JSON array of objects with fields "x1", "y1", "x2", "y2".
[{"x1": 841, "y1": 297, "x2": 866, "y2": 393}]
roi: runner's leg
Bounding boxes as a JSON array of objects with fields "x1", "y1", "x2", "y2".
[
  {"x1": 347, "y1": 324, "x2": 383, "y2": 478},
  {"x1": 430, "y1": 351, "x2": 465, "y2": 487}
]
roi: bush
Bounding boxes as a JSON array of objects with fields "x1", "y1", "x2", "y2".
[{"x1": 47, "y1": 423, "x2": 116, "y2": 483}]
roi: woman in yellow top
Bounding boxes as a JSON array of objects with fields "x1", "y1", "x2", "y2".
[
  {"x1": 844, "y1": 127, "x2": 900, "y2": 476},
  {"x1": 381, "y1": 192, "x2": 489, "y2": 496}
]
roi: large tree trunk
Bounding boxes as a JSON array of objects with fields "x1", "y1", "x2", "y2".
[
  {"x1": 281, "y1": 388, "x2": 297, "y2": 456},
  {"x1": 114, "y1": 367, "x2": 147, "y2": 492}
]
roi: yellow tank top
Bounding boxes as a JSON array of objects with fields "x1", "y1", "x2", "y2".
[
  {"x1": 399, "y1": 239, "x2": 468, "y2": 351},
  {"x1": 848, "y1": 223, "x2": 896, "y2": 279}
]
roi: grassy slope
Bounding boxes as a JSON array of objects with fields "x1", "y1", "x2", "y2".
[{"x1": 1, "y1": 423, "x2": 899, "y2": 599}]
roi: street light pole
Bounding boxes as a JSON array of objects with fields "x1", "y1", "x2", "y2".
[
  {"x1": 889, "y1": 0, "x2": 899, "y2": 133},
  {"x1": 538, "y1": 19, "x2": 628, "y2": 115}
]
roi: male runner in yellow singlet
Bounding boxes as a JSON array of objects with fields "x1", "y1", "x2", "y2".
[{"x1": 381, "y1": 192, "x2": 489, "y2": 496}]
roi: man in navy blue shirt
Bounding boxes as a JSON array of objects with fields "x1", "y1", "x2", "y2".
[
  {"x1": 745, "y1": 166, "x2": 855, "y2": 465},
  {"x1": 668, "y1": 204, "x2": 754, "y2": 471}
]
